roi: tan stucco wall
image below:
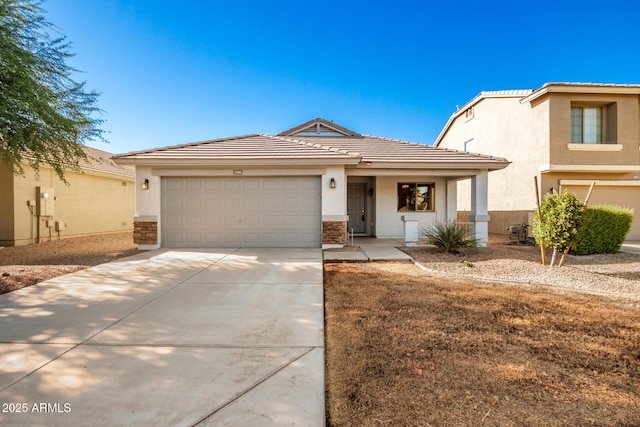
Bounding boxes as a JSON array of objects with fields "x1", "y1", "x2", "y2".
[
  {"x1": 439, "y1": 96, "x2": 549, "y2": 213},
  {"x1": 5, "y1": 165, "x2": 135, "y2": 246},
  {"x1": 438, "y1": 92, "x2": 640, "y2": 235},
  {"x1": 0, "y1": 167, "x2": 16, "y2": 244},
  {"x1": 548, "y1": 94, "x2": 640, "y2": 166}
]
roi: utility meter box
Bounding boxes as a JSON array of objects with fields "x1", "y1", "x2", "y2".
[{"x1": 36, "y1": 187, "x2": 55, "y2": 216}]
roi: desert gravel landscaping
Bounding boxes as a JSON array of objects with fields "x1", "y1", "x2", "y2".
[{"x1": 401, "y1": 240, "x2": 640, "y2": 301}]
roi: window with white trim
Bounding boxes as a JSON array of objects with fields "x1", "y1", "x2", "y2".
[{"x1": 398, "y1": 183, "x2": 435, "y2": 212}]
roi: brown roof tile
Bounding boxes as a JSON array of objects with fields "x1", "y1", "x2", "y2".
[{"x1": 114, "y1": 121, "x2": 509, "y2": 170}]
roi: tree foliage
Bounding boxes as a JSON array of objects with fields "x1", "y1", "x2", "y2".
[
  {"x1": 0, "y1": 0, "x2": 104, "y2": 181},
  {"x1": 532, "y1": 192, "x2": 584, "y2": 266}
]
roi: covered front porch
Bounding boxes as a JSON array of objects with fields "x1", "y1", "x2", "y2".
[{"x1": 322, "y1": 168, "x2": 491, "y2": 248}]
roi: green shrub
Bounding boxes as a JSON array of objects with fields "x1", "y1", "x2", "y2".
[
  {"x1": 532, "y1": 192, "x2": 584, "y2": 250},
  {"x1": 570, "y1": 205, "x2": 634, "y2": 255},
  {"x1": 532, "y1": 192, "x2": 584, "y2": 266},
  {"x1": 423, "y1": 220, "x2": 477, "y2": 254}
]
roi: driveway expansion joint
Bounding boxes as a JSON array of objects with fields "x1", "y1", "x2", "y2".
[{"x1": 193, "y1": 347, "x2": 315, "y2": 426}]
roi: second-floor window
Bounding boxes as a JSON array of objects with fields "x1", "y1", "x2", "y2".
[{"x1": 571, "y1": 106, "x2": 602, "y2": 143}]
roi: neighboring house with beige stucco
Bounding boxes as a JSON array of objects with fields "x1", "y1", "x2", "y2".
[
  {"x1": 0, "y1": 146, "x2": 136, "y2": 246},
  {"x1": 435, "y1": 82, "x2": 640, "y2": 240}
]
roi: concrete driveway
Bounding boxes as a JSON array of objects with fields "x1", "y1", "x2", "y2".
[{"x1": 0, "y1": 248, "x2": 324, "y2": 426}]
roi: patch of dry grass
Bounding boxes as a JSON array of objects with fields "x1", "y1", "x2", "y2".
[{"x1": 325, "y1": 263, "x2": 640, "y2": 427}]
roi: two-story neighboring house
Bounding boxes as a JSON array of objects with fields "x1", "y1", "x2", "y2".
[{"x1": 435, "y1": 83, "x2": 640, "y2": 240}]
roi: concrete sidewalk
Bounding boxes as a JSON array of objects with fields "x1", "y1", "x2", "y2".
[
  {"x1": 323, "y1": 238, "x2": 413, "y2": 261},
  {"x1": 0, "y1": 248, "x2": 324, "y2": 426},
  {"x1": 621, "y1": 241, "x2": 640, "y2": 255}
]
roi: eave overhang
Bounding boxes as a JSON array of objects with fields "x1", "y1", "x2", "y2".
[
  {"x1": 112, "y1": 157, "x2": 361, "y2": 167},
  {"x1": 521, "y1": 83, "x2": 640, "y2": 104}
]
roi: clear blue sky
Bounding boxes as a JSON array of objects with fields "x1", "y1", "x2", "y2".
[{"x1": 44, "y1": 0, "x2": 640, "y2": 154}]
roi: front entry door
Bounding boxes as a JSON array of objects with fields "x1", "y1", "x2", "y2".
[{"x1": 347, "y1": 184, "x2": 366, "y2": 234}]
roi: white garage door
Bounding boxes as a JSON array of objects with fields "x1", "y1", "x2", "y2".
[
  {"x1": 562, "y1": 185, "x2": 640, "y2": 240},
  {"x1": 162, "y1": 177, "x2": 321, "y2": 247}
]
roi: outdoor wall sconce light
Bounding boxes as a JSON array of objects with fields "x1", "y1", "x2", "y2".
[
  {"x1": 141, "y1": 179, "x2": 149, "y2": 190},
  {"x1": 330, "y1": 177, "x2": 336, "y2": 189}
]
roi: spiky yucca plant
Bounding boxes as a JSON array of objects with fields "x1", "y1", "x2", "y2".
[{"x1": 423, "y1": 220, "x2": 478, "y2": 254}]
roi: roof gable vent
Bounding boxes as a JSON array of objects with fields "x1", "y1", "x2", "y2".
[{"x1": 278, "y1": 117, "x2": 361, "y2": 138}]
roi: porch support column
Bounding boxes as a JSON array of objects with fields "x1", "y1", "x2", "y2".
[
  {"x1": 446, "y1": 179, "x2": 458, "y2": 223},
  {"x1": 469, "y1": 170, "x2": 490, "y2": 247},
  {"x1": 322, "y1": 166, "x2": 347, "y2": 248}
]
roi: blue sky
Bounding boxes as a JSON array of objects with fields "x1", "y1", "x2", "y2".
[{"x1": 44, "y1": 0, "x2": 640, "y2": 154}]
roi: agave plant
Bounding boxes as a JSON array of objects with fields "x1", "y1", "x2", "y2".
[{"x1": 423, "y1": 220, "x2": 478, "y2": 254}]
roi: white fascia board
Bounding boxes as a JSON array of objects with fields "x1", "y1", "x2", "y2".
[
  {"x1": 540, "y1": 164, "x2": 640, "y2": 173},
  {"x1": 346, "y1": 168, "x2": 485, "y2": 177},
  {"x1": 522, "y1": 84, "x2": 640, "y2": 104},
  {"x1": 152, "y1": 168, "x2": 327, "y2": 177},
  {"x1": 560, "y1": 179, "x2": 640, "y2": 187},
  {"x1": 112, "y1": 157, "x2": 360, "y2": 167},
  {"x1": 349, "y1": 162, "x2": 509, "y2": 171}
]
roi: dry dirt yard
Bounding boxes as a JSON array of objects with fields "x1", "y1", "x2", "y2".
[
  {"x1": 325, "y1": 261, "x2": 640, "y2": 427},
  {"x1": 0, "y1": 232, "x2": 141, "y2": 294}
]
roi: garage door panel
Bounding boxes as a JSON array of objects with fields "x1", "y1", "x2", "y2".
[
  {"x1": 282, "y1": 198, "x2": 299, "y2": 208},
  {"x1": 281, "y1": 215, "x2": 298, "y2": 226},
  {"x1": 185, "y1": 198, "x2": 201, "y2": 209},
  {"x1": 263, "y1": 180, "x2": 279, "y2": 191},
  {"x1": 263, "y1": 198, "x2": 280, "y2": 209},
  {"x1": 185, "y1": 233, "x2": 203, "y2": 244},
  {"x1": 165, "y1": 215, "x2": 182, "y2": 227},
  {"x1": 162, "y1": 177, "x2": 321, "y2": 247},
  {"x1": 224, "y1": 180, "x2": 240, "y2": 191},
  {"x1": 243, "y1": 216, "x2": 260, "y2": 226},
  {"x1": 302, "y1": 197, "x2": 318, "y2": 208},
  {"x1": 301, "y1": 215, "x2": 319, "y2": 226},
  {"x1": 185, "y1": 180, "x2": 202, "y2": 191},
  {"x1": 204, "y1": 181, "x2": 220, "y2": 191},
  {"x1": 263, "y1": 233, "x2": 279, "y2": 244},
  {"x1": 165, "y1": 180, "x2": 183, "y2": 191},
  {"x1": 204, "y1": 232, "x2": 223, "y2": 244},
  {"x1": 281, "y1": 233, "x2": 298, "y2": 244},
  {"x1": 205, "y1": 199, "x2": 220, "y2": 209},
  {"x1": 243, "y1": 199, "x2": 259, "y2": 209},
  {"x1": 165, "y1": 198, "x2": 183, "y2": 209},
  {"x1": 165, "y1": 232, "x2": 183, "y2": 244},
  {"x1": 242, "y1": 180, "x2": 260, "y2": 191},
  {"x1": 282, "y1": 181, "x2": 299, "y2": 191},
  {"x1": 263, "y1": 216, "x2": 278, "y2": 226},
  {"x1": 300, "y1": 233, "x2": 319, "y2": 244}
]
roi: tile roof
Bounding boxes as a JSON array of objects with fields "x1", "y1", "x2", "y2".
[
  {"x1": 113, "y1": 118, "x2": 509, "y2": 170},
  {"x1": 80, "y1": 146, "x2": 135, "y2": 178},
  {"x1": 114, "y1": 134, "x2": 360, "y2": 164},
  {"x1": 273, "y1": 135, "x2": 508, "y2": 168}
]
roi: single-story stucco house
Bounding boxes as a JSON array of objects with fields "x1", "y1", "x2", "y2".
[
  {"x1": 112, "y1": 118, "x2": 509, "y2": 249},
  {"x1": 1, "y1": 146, "x2": 135, "y2": 246}
]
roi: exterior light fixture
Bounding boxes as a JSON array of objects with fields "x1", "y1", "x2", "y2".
[
  {"x1": 141, "y1": 179, "x2": 149, "y2": 190},
  {"x1": 330, "y1": 177, "x2": 336, "y2": 189}
]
